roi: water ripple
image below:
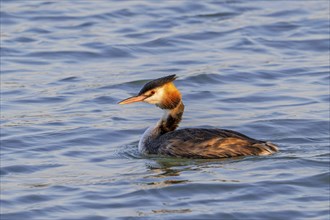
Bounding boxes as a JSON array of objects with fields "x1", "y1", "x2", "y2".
[{"x1": 1, "y1": 1, "x2": 329, "y2": 220}]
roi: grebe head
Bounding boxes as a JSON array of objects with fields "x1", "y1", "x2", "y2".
[{"x1": 118, "y1": 74, "x2": 181, "y2": 109}]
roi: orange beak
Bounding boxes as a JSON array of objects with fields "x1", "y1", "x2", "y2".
[{"x1": 118, "y1": 95, "x2": 147, "y2": 105}]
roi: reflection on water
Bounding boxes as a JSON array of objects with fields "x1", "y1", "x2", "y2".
[{"x1": 1, "y1": 0, "x2": 329, "y2": 219}]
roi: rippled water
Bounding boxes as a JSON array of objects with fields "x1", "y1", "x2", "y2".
[{"x1": 1, "y1": 1, "x2": 329, "y2": 219}]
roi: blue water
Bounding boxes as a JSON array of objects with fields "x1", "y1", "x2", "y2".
[{"x1": 1, "y1": 1, "x2": 329, "y2": 219}]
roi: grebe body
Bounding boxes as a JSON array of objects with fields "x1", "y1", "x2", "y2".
[{"x1": 119, "y1": 75, "x2": 278, "y2": 159}]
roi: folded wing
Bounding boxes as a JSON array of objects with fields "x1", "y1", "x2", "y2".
[{"x1": 156, "y1": 128, "x2": 279, "y2": 158}]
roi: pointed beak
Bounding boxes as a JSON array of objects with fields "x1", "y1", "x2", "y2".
[{"x1": 118, "y1": 95, "x2": 147, "y2": 105}]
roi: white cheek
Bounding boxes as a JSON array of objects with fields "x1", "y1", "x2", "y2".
[
  {"x1": 144, "y1": 96, "x2": 157, "y2": 104},
  {"x1": 144, "y1": 88, "x2": 164, "y2": 104}
]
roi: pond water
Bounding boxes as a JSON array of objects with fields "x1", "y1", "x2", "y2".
[{"x1": 1, "y1": 1, "x2": 329, "y2": 219}]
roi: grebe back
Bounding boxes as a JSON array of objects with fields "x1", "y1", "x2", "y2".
[{"x1": 118, "y1": 74, "x2": 278, "y2": 159}]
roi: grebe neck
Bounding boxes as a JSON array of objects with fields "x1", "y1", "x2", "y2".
[
  {"x1": 138, "y1": 101, "x2": 184, "y2": 154},
  {"x1": 159, "y1": 101, "x2": 184, "y2": 135}
]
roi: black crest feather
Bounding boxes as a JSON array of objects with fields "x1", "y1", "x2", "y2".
[{"x1": 138, "y1": 74, "x2": 177, "y2": 95}]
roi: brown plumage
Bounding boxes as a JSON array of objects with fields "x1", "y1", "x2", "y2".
[
  {"x1": 157, "y1": 128, "x2": 278, "y2": 158},
  {"x1": 118, "y1": 74, "x2": 279, "y2": 158}
]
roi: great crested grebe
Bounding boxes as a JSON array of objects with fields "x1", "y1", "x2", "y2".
[{"x1": 118, "y1": 75, "x2": 279, "y2": 158}]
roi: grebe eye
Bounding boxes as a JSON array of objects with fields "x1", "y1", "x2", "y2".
[{"x1": 150, "y1": 91, "x2": 155, "y2": 95}]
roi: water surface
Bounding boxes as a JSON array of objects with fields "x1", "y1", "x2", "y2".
[{"x1": 1, "y1": 1, "x2": 329, "y2": 219}]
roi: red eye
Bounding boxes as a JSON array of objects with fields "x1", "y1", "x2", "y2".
[{"x1": 150, "y1": 91, "x2": 155, "y2": 95}]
